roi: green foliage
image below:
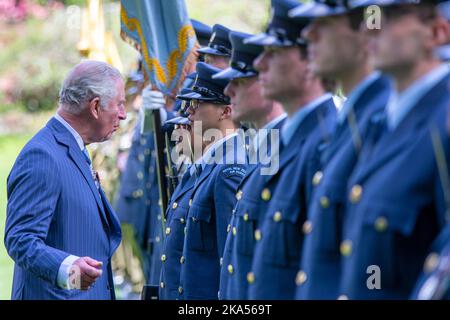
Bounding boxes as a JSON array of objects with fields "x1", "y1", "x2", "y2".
[{"x1": 0, "y1": 134, "x2": 32, "y2": 300}]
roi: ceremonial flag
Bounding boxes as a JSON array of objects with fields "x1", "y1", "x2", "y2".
[{"x1": 120, "y1": 0, "x2": 198, "y2": 96}]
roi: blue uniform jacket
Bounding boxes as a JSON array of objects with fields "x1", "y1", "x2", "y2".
[
  {"x1": 178, "y1": 134, "x2": 247, "y2": 299},
  {"x1": 296, "y1": 75, "x2": 391, "y2": 299},
  {"x1": 248, "y1": 98, "x2": 336, "y2": 300},
  {"x1": 159, "y1": 168, "x2": 198, "y2": 299},
  {"x1": 219, "y1": 119, "x2": 286, "y2": 300},
  {"x1": 338, "y1": 72, "x2": 450, "y2": 299}
]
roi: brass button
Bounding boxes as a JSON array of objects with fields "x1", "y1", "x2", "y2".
[
  {"x1": 374, "y1": 216, "x2": 388, "y2": 232},
  {"x1": 178, "y1": 286, "x2": 183, "y2": 294},
  {"x1": 160, "y1": 282, "x2": 165, "y2": 289},
  {"x1": 254, "y1": 229, "x2": 262, "y2": 241},
  {"x1": 320, "y1": 196, "x2": 330, "y2": 209},
  {"x1": 138, "y1": 154, "x2": 145, "y2": 162},
  {"x1": 236, "y1": 190, "x2": 243, "y2": 200},
  {"x1": 165, "y1": 227, "x2": 171, "y2": 235},
  {"x1": 180, "y1": 218, "x2": 185, "y2": 224},
  {"x1": 247, "y1": 272, "x2": 255, "y2": 284},
  {"x1": 140, "y1": 138, "x2": 147, "y2": 146},
  {"x1": 158, "y1": 199, "x2": 162, "y2": 207},
  {"x1": 161, "y1": 254, "x2": 167, "y2": 262},
  {"x1": 243, "y1": 213, "x2": 249, "y2": 221},
  {"x1": 273, "y1": 211, "x2": 282, "y2": 222},
  {"x1": 227, "y1": 264, "x2": 234, "y2": 274},
  {"x1": 261, "y1": 188, "x2": 271, "y2": 201},
  {"x1": 312, "y1": 171, "x2": 323, "y2": 186},
  {"x1": 172, "y1": 202, "x2": 178, "y2": 209},
  {"x1": 349, "y1": 184, "x2": 363, "y2": 204},
  {"x1": 180, "y1": 256, "x2": 185, "y2": 264},
  {"x1": 340, "y1": 240, "x2": 353, "y2": 257},
  {"x1": 232, "y1": 227, "x2": 237, "y2": 236},
  {"x1": 137, "y1": 171, "x2": 144, "y2": 180},
  {"x1": 424, "y1": 252, "x2": 440, "y2": 273},
  {"x1": 302, "y1": 221, "x2": 313, "y2": 234},
  {"x1": 338, "y1": 295, "x2": 349, "y2": 300},
  {"x1": 227, "y1": 224, "x2": 231, "y2": 233},
  {"x1": 155, "y1": 236, "x2": 160, "y2": 243},
  {"x1": 189, "y1": 199, "x2": 192, "y2": 206},
  {"x1": 295, "y1": 270, "x2": 307, "y2": 286}
]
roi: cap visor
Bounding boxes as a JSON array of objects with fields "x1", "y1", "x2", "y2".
[
  {"x1": 243, "y1": 33, "x2": 284, "y2": 47},
  {"x1": 212, "y1": 67, "x2": 246, "y2": 80},
  {"x1": 289, "y1": 3, "x2": 346, "y2": 19},
  {"x1": 176, "y1": 91, "x2": 217, "y2": 101},
  {"x1": 197, "y1": 47, "x2": 229, "y2": 56}
]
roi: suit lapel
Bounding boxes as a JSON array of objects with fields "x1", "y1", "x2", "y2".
[{"x1": 48, "y1": 118, "x2": 110, "y2": 229}]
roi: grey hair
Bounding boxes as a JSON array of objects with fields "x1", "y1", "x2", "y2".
[{"x1": 59, "y1": 60, "x2": 122, "y2": 114}]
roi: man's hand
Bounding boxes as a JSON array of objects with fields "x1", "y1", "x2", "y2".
[{"x1": 69, "y1": 257, "x2": 103, "y2": 290}]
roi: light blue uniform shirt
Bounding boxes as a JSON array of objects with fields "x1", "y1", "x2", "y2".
[
  {"x1": 281, "y1": 94, "x2": 333, "y2": 146},
  {"x1": 337, "y1": 72, "x2": 384, "y2": 124},
  {"x1": 386, "y1": 64, "x2": 450, "y2": 131}
]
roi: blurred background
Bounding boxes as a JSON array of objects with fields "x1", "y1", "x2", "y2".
[{"x1": 0, "y1": 0, "x2": 270, "y2": 299}]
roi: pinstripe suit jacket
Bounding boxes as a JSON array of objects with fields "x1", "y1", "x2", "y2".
[{"x1": 4, "y1": 118, "x2": 122, "y2": 300}]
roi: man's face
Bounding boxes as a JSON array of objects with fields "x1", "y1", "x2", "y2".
[
  {"x1": 224, "y1": 76, "x2": 271, "y2": 123},
  {"x1": 253, "y1": 46, "x2": 309, "y2": 101},
  {"x1": 205, "y1": 54, "x2": 231, "y2": 69},
  {"x1": 303, "y1": 15, "x2": 363, "y2": 78},
  {"x1": 96, "y1": 79, "x2": 126, "y2": 142},
  {"x1": 371, "y1": 7, "x2": 433, "y2": 75}
]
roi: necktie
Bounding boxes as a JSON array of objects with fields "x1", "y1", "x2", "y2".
[{"x1": 82, "y1": 148, "x2": 100, "y2": 188}]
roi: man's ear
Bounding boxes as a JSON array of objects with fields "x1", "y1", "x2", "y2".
[
  {"x1": 220, "y1": 105, "x2": 233, "y2": 120},
  {"x1": 433, "y1": 16, "x2": 450, "y2": 48},
  {"x1": 89, "y1": 97, "x2": 101, "y2": 120}
]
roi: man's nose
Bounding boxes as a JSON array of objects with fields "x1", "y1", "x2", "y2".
[{"x1": 119, "y1": 107, "x2": 127, "y2": 120}]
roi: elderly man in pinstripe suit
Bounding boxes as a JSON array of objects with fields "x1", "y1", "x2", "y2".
[{"x1": 4, "y1": 60, "x2": 125, "y2": 299}]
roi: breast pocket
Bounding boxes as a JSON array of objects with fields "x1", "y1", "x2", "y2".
[
  {"x1": 356, "y1": 201, "x2": 426, "y2": 290},
  {"x1": 187, "y1": 204, "x2": 216, "y2": 253},
  {"x1": 309, "y1": 182, "x2": 346, "y2": 256},
  {"x1": 234, "y1": 199, "x2": 261, "y2": 256},
  {"x1": 166, "y1": 204, "x2": 189, "y2": 252},
  {"x1": 262, "y1": 200, "x2": 303, "y2": 268}
]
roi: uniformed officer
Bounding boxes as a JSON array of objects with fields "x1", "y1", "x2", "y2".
[
  {"x1": 175, "y1": 62, "x2": 247, "y2": 300},
  {"x1": 212, "y1": 31, "x2": 287, "y2": 299},
  {"x1": 159, "y1": 113, "x2": 200, "y2": 300},
  {"x1": 288, "y1": 1, "x2": 392, "y2": 299},
  {"x1": 337, "y1": 0, "x2": 450, "y2": 299},
  {"x1": 410, "y1": 1, "x2": 450, "y2": 300},
  {"x1": 244, "y1": 0, "x2": 337, "y2": 300},
  {"x1": 197, "y1": 24, "x2": 233, "y2": 69}
]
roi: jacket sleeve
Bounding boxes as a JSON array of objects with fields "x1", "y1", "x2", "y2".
[
  {"x1": 213, "y1": 164, "x2": 246, "y2": 256},
  {"x1": 4, "y1": 147, "x2": 70, "y2": 286}
]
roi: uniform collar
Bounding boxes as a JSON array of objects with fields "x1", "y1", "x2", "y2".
[
  {"x1": 386, "y1": 64, "x2": 450, "y2": 131},
  {"x1": 281, "y1": 93, "x2": 332, "y2": 146},
  {"x1": 54, "y1": 113, "x2": 85, "y2": 151},
  {"x1": 337, "y1": 71, "x2": 383, "y2": 124}
]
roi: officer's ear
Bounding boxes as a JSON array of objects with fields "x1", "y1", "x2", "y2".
[
  {"x1": 220, "y1": 105, "x2": 232, "y2": 120},
  {"x1": 431, "y1": 15, "x2": 450, "y2": 48},
  {"x1": 88, "y1": 97, "x2": 101, "y2": 120}
]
